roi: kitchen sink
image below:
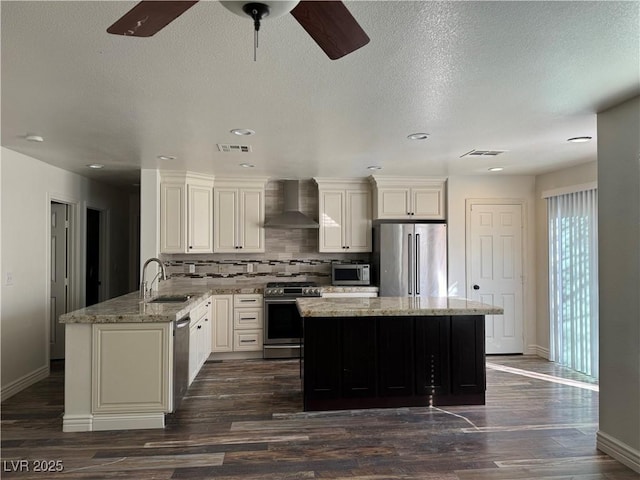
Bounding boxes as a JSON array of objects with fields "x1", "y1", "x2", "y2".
[{"x1": 148, "y1": 295, "x2": 192, "y2": 303}]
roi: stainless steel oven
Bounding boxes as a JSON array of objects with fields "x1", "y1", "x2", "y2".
[{"x1": 263, "y1": 282, "x2": 321, "y2": 359}]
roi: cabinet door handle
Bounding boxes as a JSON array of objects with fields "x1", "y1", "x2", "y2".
[
  {"x1": 197, "y1": 325, "x2": 202, "y2": 329},
  {"x1": 240, "y1": 299, "x2": 255, "y2": 303},
  {"x1": 242, "y1": 317, "x2": 257, "y2": 321},
  {"x1": 240, "y1": 339, "x2": 257, "y2": 343}
]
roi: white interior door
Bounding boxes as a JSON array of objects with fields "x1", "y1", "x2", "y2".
[
  {"x1": 51, "y1": 202, "x2": 68, "y2": 359},
  {"x1": 468, "y1": 202, "x2": 524, "y2": 354}
]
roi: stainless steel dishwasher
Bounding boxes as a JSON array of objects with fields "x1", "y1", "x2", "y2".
[{"x1": 172, "y1": 316, "x2": 190, "y2": 412}]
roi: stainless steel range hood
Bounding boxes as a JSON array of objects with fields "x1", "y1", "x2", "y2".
[{"x1": 264, "y1": 180, "x2": 319, "y2": 229}]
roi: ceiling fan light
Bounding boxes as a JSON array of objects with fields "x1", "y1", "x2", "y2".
[
  {"x1": 220, "y1": 1, "x2": 299, "y2": 20},
  {"x1": 87, "y1": 164, "x2": 104, "y2": 169},
  {"x1": 25, "y1": 134, "x2": 44, "y2": 142},
  {"x1": 488, "y1": 167, "x2": 504, "y2": 172},
  {"x1": 567, "y1": 136, "x2": 592, "y2": 143}
]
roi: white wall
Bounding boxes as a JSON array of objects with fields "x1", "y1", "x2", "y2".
[
  {"x1": 447, "y1": 175, "x2": 537, "y2": 354},
  {"x1": 534, "y1": 161, "x2": 597, "y2": 357},
  {"x1": 139, "y1": 169, "x2": 161, "y2": 281},
  {"x1": 596, "y1": 96, "x2": 640, "y2": 472},
  {"x1": 0, "y1": 148, "x2": 131, "y2": 400}
]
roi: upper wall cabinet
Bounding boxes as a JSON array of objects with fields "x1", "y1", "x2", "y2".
[
  {"x1": 160, "y1": 172, "x2": 214, "y2": 254},
  {"x1": 314, "y1": 178, "x2": 372, "y2": 253},
  {"x1": 368, "y1": 176, "x2": 446, "y2": 220},
  {"x1": 213, "y1": 177, "x2": 269, "y2": 253}
]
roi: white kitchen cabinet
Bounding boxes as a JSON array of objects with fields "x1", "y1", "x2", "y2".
[
  {"x1": 314, "y1": 178, "x2": 372, "y2": 253},
  {"x1": 188, "y1": 297, "x2": 212, "y2": 385},
  {"x1": 91, "y1": 322, "x2": 172, "y2": 415},
  {"x1": 369, "y1": 176, "x2": 446, "y2": 220},
  {"x1": 160, "y1": 172, "x2": 214, "y2": 253},
  {"x1": 213, "y1": 177, "x2": 269, "y2": 253},
  {"x1": 211, "y1": 294, "x2": 233, "y2": 353},
  {"x1": 233, "y1": 294, "x2": 263, "y2": 352},
  {"x1": 211, "y1": 293, "x2": 263, "y2": 356}
]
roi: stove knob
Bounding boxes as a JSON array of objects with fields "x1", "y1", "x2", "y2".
[
  {"x1": 314, "y1": 288, "x2": 320, "y2": 295},
  {"x1": 265, "y1": 288, "x2": 271, "y2": 295},
  {"x1": 278, "y1": 289, "x2": 284, "y2": 295}
]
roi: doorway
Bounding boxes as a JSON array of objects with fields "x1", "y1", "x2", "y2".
[
  {"x1": 50, "y1": 201, "x2": 70, "y2": 360},
  {"x1": 86, "y1": 208, "x2": 103, "y2": 306},
  {"x1": 466, "y1": 200, "x2": 525, "y2": 354}
]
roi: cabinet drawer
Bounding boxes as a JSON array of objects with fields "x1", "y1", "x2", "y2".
[
  {"x1": 234, "y1": 308, "x2": 263, "y2": 329},
  {"x1": 191, "y1": 298, "x2": 210, "y2": 321},
  {"x1": 233, "y1": 329, "x2": 263, "y2": 351},
  {"x1": 234, "y1": 294, "x2": 263, "y2": 307}
]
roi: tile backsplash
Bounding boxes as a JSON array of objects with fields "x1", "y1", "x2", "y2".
[{"x1": 161, "y1": 179, "x2": 371, "y2": 285}]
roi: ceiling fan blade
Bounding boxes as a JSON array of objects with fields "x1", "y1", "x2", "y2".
[
  {"x1": 290, "y1": 1, "x2": 369, "y2": 60},
  {"x1": 107, "y1": 1, "x2": 199, "y2": 37}
]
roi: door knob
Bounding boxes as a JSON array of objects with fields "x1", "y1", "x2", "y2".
[{"x1": 473, "y1": 285, "x2": 480, "y2": 290}]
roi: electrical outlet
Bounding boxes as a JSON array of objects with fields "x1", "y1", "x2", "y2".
[
  {"x1": 246, "y1": 263, "x2": 254, "y2": 273},
  {"x1": 188, "y1": 264, "x2": 196, "y2": 274},
  {"x1": 5, "y1": 271, "x2": 14, "y2": 286}
]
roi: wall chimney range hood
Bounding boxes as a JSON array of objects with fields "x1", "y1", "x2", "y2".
[{"x1": 265, "y1": 180, "x2": 319, "y2": 229}]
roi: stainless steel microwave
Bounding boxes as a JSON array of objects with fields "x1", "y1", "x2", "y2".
[{"x1": 331, "y1": 264, "x2": 370, "y2": 286}]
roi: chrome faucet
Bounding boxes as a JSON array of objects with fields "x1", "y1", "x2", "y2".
[{"x1": 140, "y1": 257, "x2": 167, "y2": 300}]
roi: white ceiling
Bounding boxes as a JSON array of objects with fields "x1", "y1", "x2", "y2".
[{"x1": 2, "y1": 1, "x2": 638, "y2": 190}]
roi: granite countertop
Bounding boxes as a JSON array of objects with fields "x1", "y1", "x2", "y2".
[
  {"x1": 60, "y1": 281, "x2": 380, "y2": 324},
  {"x1": 320, "y1": 285, "x2": 379, "y2": 294},
  {"x1": 296, "y1": 296, "x2": 504, "y2": 317},
  {"x1": 60, "y1": 283, "x2": 265, "y2": 324}
]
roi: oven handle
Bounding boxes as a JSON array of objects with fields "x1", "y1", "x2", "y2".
[{"x1": 264, "y1": 298, "x2": 300, "y2": 304}]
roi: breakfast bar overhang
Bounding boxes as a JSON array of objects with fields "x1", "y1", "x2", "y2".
[{"x1": 296, "y1": 297, "x2": 504, "y2": 411}]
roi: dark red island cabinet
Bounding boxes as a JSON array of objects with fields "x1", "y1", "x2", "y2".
[{"x1": 303, "y1": 315, "x2": 485, "y2": 411}]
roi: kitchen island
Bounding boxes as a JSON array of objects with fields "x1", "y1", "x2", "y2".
[{"x1": 297, "y1": 296, "x2": 503, "y2": 411}]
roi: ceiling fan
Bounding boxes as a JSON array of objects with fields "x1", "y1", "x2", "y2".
[{"x1": 107, "y1": 0, "x2": 370, "y2": 60}]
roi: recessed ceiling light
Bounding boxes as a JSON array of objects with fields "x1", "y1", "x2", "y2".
[
  {"x1": 87, "y1": 164, "x2": 104, "y2": 169},
  {"x1": 231, "y1": 128, "x2": 255, "y2": 136},
  {"x1": 157, "y1": 155, "x2": 177, "y2": 161},
  {"x1": 488, "y1": 167, "x2": 504, "y2": 172},
  {"x1": 239, "y1": 163, "x2": 255, "y2": 168},
  {"x1": 367, "y1": 166, "x2": 383, "y2": 170},
  {"x1": 25, "y1": 134, "x2": 44, "y2": 142},
  {"x1": 407, "y1": 133, "x2": 429, "y2": 140},
  {"x1": 567, "y1": 136, "x2": 592, "y2": 143}
]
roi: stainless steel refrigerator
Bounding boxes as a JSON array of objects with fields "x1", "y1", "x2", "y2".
[{"x1": 372, "y1": 221, "x2": 447, "y2": 297}]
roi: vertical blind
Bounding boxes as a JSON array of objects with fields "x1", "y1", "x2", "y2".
[{"x1": 547, "y1": 188, "x2": 599, "y2": 378}]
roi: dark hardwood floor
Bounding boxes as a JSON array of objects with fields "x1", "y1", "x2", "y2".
[{"x1": 1, "y1": 356, "x2": 637, "y2": 479}]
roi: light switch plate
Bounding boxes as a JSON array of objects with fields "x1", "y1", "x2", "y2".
[{"x1": 5, "y1": 271, "x2": 14, "y2": 286}]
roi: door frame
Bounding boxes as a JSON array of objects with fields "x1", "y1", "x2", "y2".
[
  {"x1": 46, "y1": 194, "x2": 80, "y2": 361},
  {"x1": 465, "y1": 198, "x2": 528, "y2": 353}
]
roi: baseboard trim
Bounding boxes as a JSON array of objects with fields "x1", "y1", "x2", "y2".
[
  {"x1": 1, "y1": 365, "x2": 49, "y2": 402},
  {"x1": 92, "y1": 413, "x2": 165, "y2": 431},
  {"x1": 597, "y1": 430, "x2": 640, "y2": 473},
  {"x1": 527, "y1": 344, "x2": 550, "y2": 359},
  {"x1": 62, "y1": 414, "x2": 94, "y2": 433}
]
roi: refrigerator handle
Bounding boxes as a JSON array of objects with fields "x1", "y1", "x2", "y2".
[
  {"x1": 415, "y1": 234, "x2": 420, "y2": 295},
  {"x1": 407, "y1": 233, "x2": 412, "y2": 295}
]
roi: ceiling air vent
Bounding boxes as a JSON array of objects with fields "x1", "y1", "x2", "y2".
[
  {"x1": 217, "y1": 144, "x2": 252, "y2": 153},
  {"x1": 460, "y1": 149, "x2": 508, "y2": 158}
]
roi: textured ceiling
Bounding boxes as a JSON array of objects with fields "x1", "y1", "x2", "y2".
[{"x1": 2, "y1": 1, "x2": 639, "y2": 189}]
